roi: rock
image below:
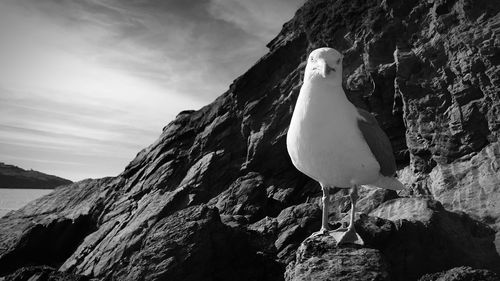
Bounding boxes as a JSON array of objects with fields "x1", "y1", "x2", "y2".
[
  {"x1": 275, "y1": 203, "x2": 321, "y2": 263},
  {"x1": 354, "y1": 214, "x2": 395, "y2": 247},
  {"x1": 247, "y1": 216, "x2": 279, "y2": 253},
  {"x1": 62, "y1": 205, "x2": 278, "y2": 281},
  {"x1": 284, "y1": 201, "x2": 500, "y2": 281},
  {"x1": 426, "y1": 143, "x2": 500, "y2": 253},
  {"x1": 391, "y1": 0, "x2": 500, "y2": 250},
  {"x1": 370, "y1": 197, "x2": 500, "y2": 279},
  {"x1": 356, "y1": 186, "x2": 399, "y2": 214},
  {"x1": 0, "y1": 178, "x2": 111, "y2": 276},
  {"x1": 208, "y1": 172, "x2": 267, "y2": 223},
  {"x1": 301, "y1": 185, "x2": 398, "y2": 230},
  {"x1": 284, "y1": 235, "x2": 391, "y2": 281},
  {"x1": 246, "y1": 203, "x2": 321, "y2": 265},
  {"x1": 334, "y1": 185, "x2": 399, "y2": 225},
  {"x1": 0, "y1": 266, "x2": 88, "y2": 281},
  {"x1": 418, "y1": 266, "x2": 500, "y2": 281},
  {"x1": 219, "y1": 214, "x2": 249, "y2": 228}
]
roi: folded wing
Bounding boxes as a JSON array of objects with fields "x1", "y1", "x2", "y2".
[{"x1": 356, "y1": 108, "x2": 397, "y2": 177}]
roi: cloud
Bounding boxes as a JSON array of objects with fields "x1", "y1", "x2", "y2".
[
  {"x1": 208, "y1": 0, "x2": 305, "y2": 41},
  {"x1": 18, "y1": 0, "x2": 264, "y2": 97},
  {"x1": 0, "y1": 1, "x2": 206, "y2": 180},
  {"x1": 0, "y1": 0, "x2": 304, "y2": 181}
]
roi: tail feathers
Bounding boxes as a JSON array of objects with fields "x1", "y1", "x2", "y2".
[{"x1": 363, "y1": 176, "x2": 405, "y2": 191}]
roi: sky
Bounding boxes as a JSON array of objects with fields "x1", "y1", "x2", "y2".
[{"x1": 0, "y1": 0, "x2": 305, "y2": 182}]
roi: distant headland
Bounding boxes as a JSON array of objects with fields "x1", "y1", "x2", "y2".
[{"x1": 0, "y1": 162, "x2": 72, "y2": 189}]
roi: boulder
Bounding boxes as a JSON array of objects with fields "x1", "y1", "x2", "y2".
[
  {"x1": 284, "y1": 235, "x2": 391, "y2": 281},
  {"x1": 418, "y1": 266, "x2": 500, "y2": 281},
  {"x1": 285, "y1": 198, "x2": 500, "y2": 281},
  {"x1": 370, "y1": 198, "x2": 500, "y2": 279}
]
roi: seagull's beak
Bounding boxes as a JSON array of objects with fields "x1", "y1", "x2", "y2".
[{"x1": 319, "y1": 59, "x2": 335, "y2": 78}]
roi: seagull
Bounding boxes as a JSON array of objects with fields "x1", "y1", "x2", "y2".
[{"x1": 286, "y1": 47, "x2": 405, "y2": 245}]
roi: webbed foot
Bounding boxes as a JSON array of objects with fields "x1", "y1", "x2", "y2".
[
  {"x1": 330, "y1": 228, "x2": 364, "y2": 246},
  {"x1": 309, "y1": 227, "x2": 330, "y2": 238}
]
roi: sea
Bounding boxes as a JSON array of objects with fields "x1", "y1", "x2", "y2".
[{"x1": 0, "y1": 188, "x2": 52, "y2": 218}]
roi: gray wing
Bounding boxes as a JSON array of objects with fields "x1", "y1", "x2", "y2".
[{"x1": 356, "y1": 108, "x2": 396, "y2": 177}]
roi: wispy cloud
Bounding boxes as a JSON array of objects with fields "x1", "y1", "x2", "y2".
[
  {"x1": 208, "y1": 0, "x2": 305, "y2": 41},
  {"x1": 0, "y1": 0, "x2": 303, "y2": 181}
]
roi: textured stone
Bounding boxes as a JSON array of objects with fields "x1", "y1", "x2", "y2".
[
  {"x1": 391, "y1": 4, "x2": 500, "y2": 253},
  {"x1": 418, "y1": 266, "x2": 500, "y2": 281},
  {"x1": 427, "y1": 143, "x2": 500, "y2": 253},
  {"x1": 359, "y1": 187, "x2": 399, "y2": 213},
  {"x1": 371, "y1": 198, "x2": 500, "y2": 279},
  {"x1": 275, "y1": 203, "x2": 321, "y2": 263},
  {"x1": 286, "y1": 203, "x2": 500, "y2": 281},
  {"x1": 1, "y1": 266, "x2": 88, "y2": 281},
  {"x1": 208, "y1": 172, "x2": 267, "y2": 222},
  {"x1": 64, "y1": 205, "x2": 277, "y2": 281},
  {"x1": 284, "y1": 235, "x2": 391, "y2": 281},
  {"x1": 245, "y1": 203, "x2": 322, "y2": 265},
  {"x1": 0, "y1": 178, "x2": 111, "y2": 276}
]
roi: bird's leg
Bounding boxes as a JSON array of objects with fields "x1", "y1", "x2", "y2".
[
  {"x1": 330, "y1": 185, "x2": 364, "y2": 246},
  {"x1": 347, "y1": 184, "x2": 358, "y2": 231},
  {"x1": 309, "y1": 183, "x2": 330, "y2": 237},
  {"x1": 320, "y1": 183, "x2": 330, "y2": 233}
]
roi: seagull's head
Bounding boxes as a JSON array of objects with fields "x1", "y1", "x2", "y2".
[{"x1": 305, "y1": 47, "x2": 343, "y2": 85}]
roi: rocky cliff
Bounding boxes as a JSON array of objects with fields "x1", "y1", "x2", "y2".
[
  {"x1": 1, "y1": 0, "x2": 499, "y2": 280},
  {"x1": 0, "y1": 163, "x2": 72, "y2": 189}
]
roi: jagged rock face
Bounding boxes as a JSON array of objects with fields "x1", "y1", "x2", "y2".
[{"x1": 0, "y1": 0, "x2": 499, "y2": 280}]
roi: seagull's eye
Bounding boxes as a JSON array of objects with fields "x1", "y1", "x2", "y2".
[{"x1": 336, "y1": 58, "x2": 341, "y2": 64}]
